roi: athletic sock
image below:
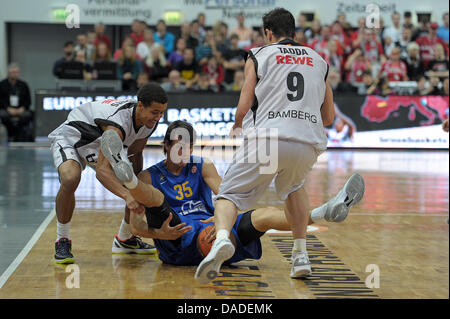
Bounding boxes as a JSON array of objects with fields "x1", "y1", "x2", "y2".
[
  {"x1": 117, "y1": 219, "x2": 133, "y2": 241},
  {"x1": 124, "y1": 174, "x2": 138, "y2": 189},
  {"x1": 56, "y1": 221, "x2": 71, "y2": 241},
  {"x1": 216, "y1": 229, "x2": 230, "y2": 242},
  {"x1": 310, "y1": 203, "x2": 327, "y2": 222},
  {"x1": 292, "y1": 238, "x2": 307, "y2": 255}
]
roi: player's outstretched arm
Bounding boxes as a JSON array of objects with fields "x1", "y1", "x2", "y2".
[
  {"x1": 130, "y1": 211, "x2": 192, "y2": 240},
  {"x1": 321, "y1": 80, "x2": 335, "y2": 127},
  {"x1": 201, "y1": 157, "x2": 222, "y2": 195},
  {"x1": 233, "y1": 57, "x2": 257, "y2": 130}
]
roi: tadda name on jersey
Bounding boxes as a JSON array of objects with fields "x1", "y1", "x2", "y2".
[{"x1": 276, "y1": 47, "x2": 314, "y2": 66}]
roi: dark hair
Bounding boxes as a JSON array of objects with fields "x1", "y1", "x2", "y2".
[
  {"x1": 262, "y1": 8, "x2": 295, "y2": 39},
  {"x1": 163, "y1": 120, "x2": 196, "y2": 154},
  {"x1": 404, "y1": 11, "x2": 412, "y2": 18},
  {"x1": 64, "y1": 41, "x2": 74, "y2": 48},
  {"x1": 137, "y1": 82, "x2": 168, "y2": 107}
]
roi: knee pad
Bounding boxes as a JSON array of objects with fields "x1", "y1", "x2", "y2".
[
  {"x1": 145, "y1": 198, "x2": 181, "y2": 229},
  {"x1": 236, "y1": 210, "x2": 265, "y2": 246}
]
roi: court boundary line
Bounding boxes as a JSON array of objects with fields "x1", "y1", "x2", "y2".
[{"x1": 0, "y1": 209, "x2": 55, "y2": 289}]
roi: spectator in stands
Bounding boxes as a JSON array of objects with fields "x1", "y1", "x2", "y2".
[
  {"x1": 414, "y1": 76, "x2": 431, "y2": 96},
  {"x1": 327, "y1": 67, "x2": 356, "y2": 93},
  {"x1": 179, "y1": 21, "x2": 199, "y2": 49},
  {"x1": 225, "y1": 69, "x2": 244, "y2": 92},
  {"x1": 190, "y1": 72, "x2": 217, "y2": 93},
  {"x1": 413, "y1": 17, "x2": 430, "y2": 41},
  {"x1": 296, "y1": 13, "x2": 309, "y2": 33},
  {"x1": 136, "y1": 72, "x2": 149, "y2": 89},
  {"x1": 230, "y1": 13, "x2": 253, "y2": 49},
  {"x1": 154, "y1": 19, "x2": 176, "y2": 56},
  {"x1": 351, "y1": 17, "x2": 367, "y2": 49},
  {"x1": 427, "y1": 43, "x2": 450, "y2": 80},
  {"x1": 175, "y1": 47, "x2": 200, "y2": 89},
  {"x1": 428, "y1": 76, "x2": 442, "y2": 95},
  {"x1": 53, "y1": 41, "x2": 74, "y2": 77},
  {"x1": 437, "y1": 13, "x2": 449, "y2": 44},
  {"x1": 383, "y1": 12, "x2": 402, "y2": 43},
  {"x1": 143, "y1": 46, "x2": 170, "y2": 82},
  {"x1": 117, "y1": 45, "x2": 142, "y2": 91},
  {"x1": 356, "y1": 71, "x2": 376, "y2": 95},
  {"x1": 222, "y1": 33, "x2": 247, "y2": 84},
  {"x1": 216, "y1": 21, "x2": 229, "y2": 43},
  {"x1": 161, "y1": 70, "x2": 187, "y2": 92},
  {"x1": 366, "y1": 76, "x2": 397, "y2": 95},
  {"x1": 295, "y1": 30, "x2": 308, "y2": 46},
  {"x1": 330, "y1": 21, "x2": 350, "y2": 54},
  {"x1": 383, "y1": 34, "x2": 396, "y2": 57},
  {"x1": 379, "y1": 46, "x2": 408, "y2": 82},
  {"x1": 0, "y1": 63, "x2": 33, "y2": 142},
  {"x1": 74, "y1": 32, "x2": 94, "y2": 61},
  {"x1": 197, "y1": 12, "x2": 207, "y2": 38},
  {"x1": 345, "y1": 48, "x2": 373, "y2": 87},
  {"x1": 213, "y1": 30, "x2": 230, "y2": 56},
  {"x1": 321, "y1": 40, "x2": 343, "y2": 76},
  {"x1": 397, "y1": 27, "x2": 413, "y2": 59},
  {"x1": 403, "y1": 11, "x2": 415, "y2": 30},
  {"x1": 416, "y1": 22, "x2": 449, "y2": 68},
  {"x1": 137, "y1": 29, "x2": 161, "y2": 60},
  {"x1": 92, "y1": 42, "x2": 112, "y2": 63},
  {"x1": 87, "y1": 31, "x2": 97, "y2": 51},
  {"x1": 245, "y1": 31, "x2": 265, "y2": 50},
  {"x1": 310, "y1": 24, "x2": 333, "y2": 54},
  {"x1": 403, "y1": 42, "x2": 425, "y2": 81},
  {"x1": 195, "y1": 30, "x2": 220, "y2": 66},
  {"x1": 337, "y1": 13, "x2": 352, "y2": 30},
  {"x1": 190, "y1": 20, "x2": 204, "y2": 45},
  {"x1": 202, "y1": 55, "x2": 225, "y2": 91},
  {"x1": 74, "y1": 50, "x2": 93, "y2": 81},
  {"x1": 357, "y1": 28, "x2": 386, "y2": 74},
  {"x1": 130, "y1": 19, "x2": 145, "y2": 46},
  {"x1": 113, "y1": 36, "x2": 142, "y2": 61},
  {"x1": 168, "y1": 38, "x2": 186, "y2": 68},
  {"x1": 305, "y1": 19, "x2": 321, "y2": 46},
  {"x1": 94, "y1": 23, "x2": 111, "y2": 50}
]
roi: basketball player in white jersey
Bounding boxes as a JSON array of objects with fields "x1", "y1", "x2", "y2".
[
  {"x1": 49, "y1": 82, "x2": 182, "y2": 264},
  {"x1": 195, "y1": 8, "x2": 365, "y2": 283}
]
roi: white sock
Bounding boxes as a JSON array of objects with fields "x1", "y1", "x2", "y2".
[
  {"x1": 118, "y1": 219, "x2": 133, "y2": 240},
  {"x1": 56, "y1": 221, "x2": 70, "y2": 241},
  {"x1": 311, "y1": 203, "x2": 327, "y2": 222},
  {"x1": 124, "y1": 174, "x2": 138, "y2": 189},
  {"x1": 292, "y1": 238, "x2": 307, "y2": 255},
  {"x1": 216, "y1": 229, "x2": 230, "y2": 241}
]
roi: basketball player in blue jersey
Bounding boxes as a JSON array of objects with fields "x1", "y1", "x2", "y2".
[
  {"x1": 48, "y1": 83, "x2": 182, "y2": 264},
  {"x1": 101, "y1": 120, "x2": 364, "y2": 268},
  {"x1": 195, "y1": 8, "x2": 365, "y2": 283}
]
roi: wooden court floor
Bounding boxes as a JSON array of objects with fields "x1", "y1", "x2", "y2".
[{"x1": 0, "y1": 148, "x2": 448, "y2": 299}]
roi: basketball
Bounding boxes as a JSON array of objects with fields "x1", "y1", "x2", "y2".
[{"x1": 197, "y1": 225, "x2": 236, "y2": 258}]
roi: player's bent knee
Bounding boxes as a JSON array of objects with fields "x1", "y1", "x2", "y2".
[{"x1": 58, "y1": 162, "x2": 81, "y2": 193}]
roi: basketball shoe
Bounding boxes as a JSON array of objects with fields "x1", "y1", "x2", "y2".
[
  {"x1": 100, "y1": 129, "x2": 134, "y2": 184},
  {"x1": 54, "y1": 237, "x2": 75, "y2": 264},
  {"x1": 195, "y1": 237, "x2": 235, "y2": 284},
  {"x1": 323, "y1": 173, "x2": 365, "y2": 222},
  {"x1": 112, "y1": 235, "x2": 157, "y2": 254},
  {"x1": 290, "y1": 251, "x2": 311, "y2": 278}
]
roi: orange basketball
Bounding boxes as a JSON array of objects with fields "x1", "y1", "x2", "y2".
[{"x1": 197, "y1": 225, "x2": 236, "y2": 258}]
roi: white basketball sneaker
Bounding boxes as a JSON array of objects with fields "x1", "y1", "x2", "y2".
[
  {"x1": 100, "y1": 129, "x2": 134, "y2": 183},
  {"x1": 195, "y1": 238, "x2": 235, "y2": 284},
  {"x1": 324, "y1": 173, "x2": 365, "y2": 222},
  {"x1": 290, "y1": 251, "x2": 311, "y2": 278}
]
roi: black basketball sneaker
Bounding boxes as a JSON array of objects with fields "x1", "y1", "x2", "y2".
[
  {"x1": 112, "y1": 235, "x2": 157, "y2": 254},
  {"x1": 54, "y1": 237, "x2": 75, "y2": 264}
]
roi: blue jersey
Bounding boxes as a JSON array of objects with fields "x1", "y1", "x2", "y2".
[{"x1": 147, "y1": 155, "x2": 261, "y2": 266}]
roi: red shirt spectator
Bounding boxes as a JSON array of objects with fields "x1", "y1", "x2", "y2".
[
  {"x1": 310, "y1": 26, "x2": 345, "y2": 56},
  {"x1": 202, "y1": 55, "x2": 225, "y2": 88},
  {"x1": 94, "y1": 23, "x2": 111, "y2": 50},
  {"x1": 379, "y1": 47, "x2": 408, "y2": 82},
  {"x1": 416, "y1": 23, "x2": 449, "y2": 68},
  {"x1": 130, "y1": 20, "x2": 145, "y2": 46}
]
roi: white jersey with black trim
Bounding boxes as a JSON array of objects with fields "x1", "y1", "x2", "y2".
[
  {"x1": 48, "y1": 98, "x2": 157, "y2": 168},
  {"x1": 244, "y1": 38, "x2": 329, "y2": 153}
]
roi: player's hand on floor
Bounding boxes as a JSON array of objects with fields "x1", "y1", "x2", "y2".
[{"x1": 156, "y1": 213, "x2": 192, "y2": 240}]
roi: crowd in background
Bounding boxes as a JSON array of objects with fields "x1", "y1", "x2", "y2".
[
  {"x1": 1, "y1": 10, "x2": 449, "y2": 142},
  {"x1": 50, "y1": 10, "x2": 449, "y2": 95}
]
